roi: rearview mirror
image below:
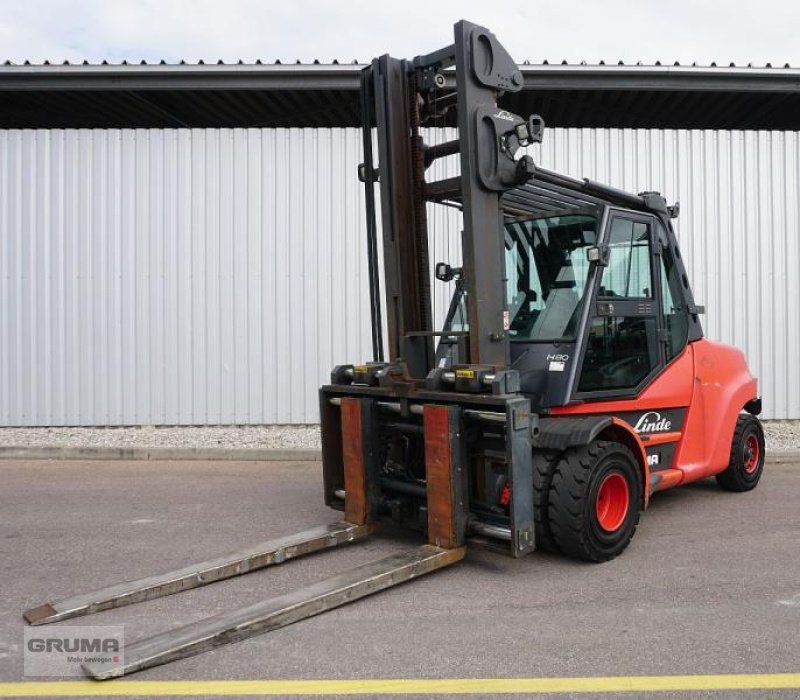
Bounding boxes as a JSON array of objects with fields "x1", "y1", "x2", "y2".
[
  {"x1": 435, "y1": 262, "x2": 462, "y2": 282},
  {"x1": 587, "y1": 245, "x2": 610, "y2": 266}
]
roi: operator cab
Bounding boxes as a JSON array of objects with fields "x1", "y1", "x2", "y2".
[{"x1": 437, "y1": 200, "x2": 695, "y2": 411}]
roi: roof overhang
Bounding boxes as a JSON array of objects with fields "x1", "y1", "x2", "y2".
[{"x1": 2, "y1": 62, "x2": 800, "y2": 129}]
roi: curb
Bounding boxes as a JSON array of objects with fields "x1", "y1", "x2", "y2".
[
  {"x1": 0, "y1": 446, "x2": 322, "y2": 462},
  {"x1": 0, "y1": 446, "x2": 798, "y2": 463},
  {"x1": 765, "y1": 450, "x2": 800, "y2": 464}
]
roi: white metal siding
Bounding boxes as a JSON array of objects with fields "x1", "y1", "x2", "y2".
[
  {"x1": 1, "y1": 128, "x2": 798, "y2": 424},
  {"x1": 0, "y1": 129, "x2": 374, "y2": 425}
]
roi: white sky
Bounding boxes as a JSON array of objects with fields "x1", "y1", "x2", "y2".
[{"x1": 0, "y1": 0, "x2": 798, "y2": 67}]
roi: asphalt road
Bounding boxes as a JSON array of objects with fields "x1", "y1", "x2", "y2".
[{"x1": 0, "y1": 458, "x2": 798, "y2": 699}]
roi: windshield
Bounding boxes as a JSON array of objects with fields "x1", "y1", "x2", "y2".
[{"x1": 505, "y1": 213, "x2": 598, "y2": 342}]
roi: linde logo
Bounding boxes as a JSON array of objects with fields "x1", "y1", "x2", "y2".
[
  {"x1": 495, "y1": 110, "x2": 515, "y2": 121},
  {"x1": 633, "y1": 411, "x2": 672, "y2": 433}
]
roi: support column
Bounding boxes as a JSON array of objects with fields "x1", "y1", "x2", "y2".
[
  {"x1": 423, "y1": 404, "x2": 468, "y2": 548},
  {"x1": 506, "y1": 397, "x2": 535, "y2": 557},
  {"x1": 340, "y1": 397, "x2": 380, "y2": 525}
]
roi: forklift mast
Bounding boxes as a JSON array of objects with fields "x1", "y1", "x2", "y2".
[{"x1": 360, "y1": 20, "x2": 540, "y2": 374}]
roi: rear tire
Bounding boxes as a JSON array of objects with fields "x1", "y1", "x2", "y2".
[
  {"x1": 716, "y1": 414, "x2": 765, "y2": 492},
  {"x1": 548, "y1": 440, "x2": 642, "y2": 562},
  {"x1": 533, "y1": 450, "x2": 560, "y2": 552}
]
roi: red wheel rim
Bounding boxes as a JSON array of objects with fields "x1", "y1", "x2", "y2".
[
  {"x1": 743, "y1": 433, "x2": 760, "y2": 474},
  {"x1": 595, "y1": 472, "x2": 630, "y2": 533}
]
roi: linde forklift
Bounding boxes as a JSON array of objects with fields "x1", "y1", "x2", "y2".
[{"x1": 24, "y1": 20, "x2": 764, "y2": 679}]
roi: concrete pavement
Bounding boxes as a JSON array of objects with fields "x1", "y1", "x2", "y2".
[{"x1": 0, "y1": 458, "x2": 798, "y2": 698}]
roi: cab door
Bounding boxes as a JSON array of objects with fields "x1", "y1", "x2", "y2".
[
  {"x1": 573, "y1": 211, "x2": 665, "y2": 399},
  {"x1": 555, "y1": 211, "x2": 696, "y2": 474}
]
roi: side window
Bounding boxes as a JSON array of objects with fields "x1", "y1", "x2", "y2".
[
  {"x1": 578, "y1": 316, "x2": 659, "y2": 392},
  {"x1": 658, "y1": 236, "x2": 689, "y2": 361},
  {"x1": 578, "y1": 216, "x2": 659, "y2": 394},
  {"x1": 600, "y1": 219, "x2": 653, "y2": 298},
  {"x1": 446, "y1": 289, "x2": 469, "y2": 333}
]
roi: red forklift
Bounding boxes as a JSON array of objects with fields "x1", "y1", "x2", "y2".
[{"x1": 24, "y1": 20, "x2": 764, "y2": 678}]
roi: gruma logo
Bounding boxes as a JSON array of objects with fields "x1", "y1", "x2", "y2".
[
  {"x1": 27, "y1": 638, "x2": 120, "y2": 653},
  {"x1": 633, "y1": 411, "x2": 672, "y2": 433},
  {"x1": 24, "y1": 625, "x2": 124, "y2": 678}
]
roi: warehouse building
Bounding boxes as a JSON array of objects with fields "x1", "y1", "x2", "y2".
[{"x1": 1, "y1": 60, "x2": 799, "y2": 424}]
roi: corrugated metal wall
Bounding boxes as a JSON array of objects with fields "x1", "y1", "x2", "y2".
[
  {"x1": 0, "y1": 129, "x2": 374, "y2": 425},
  {"x1": 1, "y1": 128, "x2": 798, "y2": 425}
]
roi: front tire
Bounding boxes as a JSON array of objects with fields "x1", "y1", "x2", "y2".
[
  {"x1": 533, "y1": 449, "x2": 560, "y2": 552},
  {"x1": 548, "y1": 440, "x2": 642, "y2": 562},
  {"x1": 716, "y1": 414, "x2": 765, "y2": 492}
]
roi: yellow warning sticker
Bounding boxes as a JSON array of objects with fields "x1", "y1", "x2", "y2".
[
  {"x1": 455, "y1": 369, "x2": 475, "y2": 379},
  {"x1": 353, "y1": 365, "x2": 369, "y2": 373}
]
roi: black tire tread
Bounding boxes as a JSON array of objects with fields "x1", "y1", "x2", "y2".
[
  {"x1": 532, "y1": 449, "x2": 561, "y2": 552},
  {"x1": 548, "y1": 440, "x2": 641, "y2": 562},
  {"x1": 716, "y1": 413, "x2": 765, "y2": 492}
]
